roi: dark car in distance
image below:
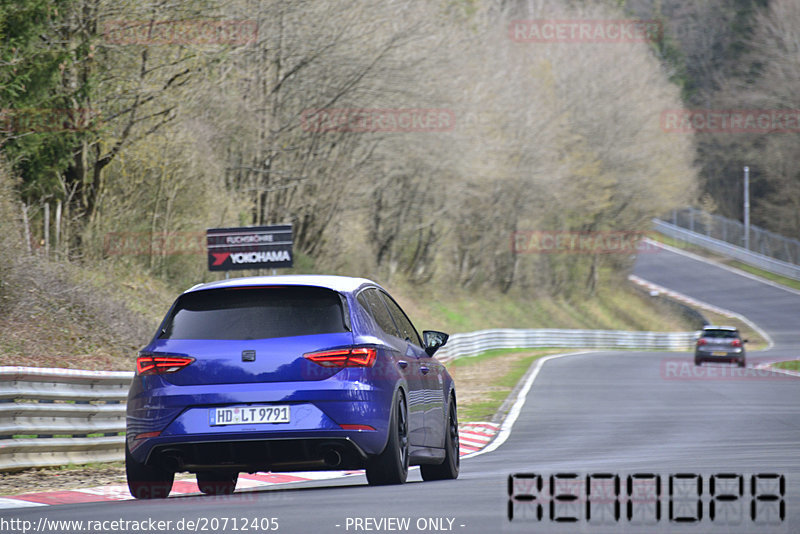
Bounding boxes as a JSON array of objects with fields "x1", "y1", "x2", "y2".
[
  {"x1": 126, "y1": 275, "x2": 458, "y2": 499},
  {"x1": 694, "y1": 325, "x2": 747, "y2": 367}
]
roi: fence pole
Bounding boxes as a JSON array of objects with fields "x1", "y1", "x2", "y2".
[
  {"x1": 21, "y1": 203, "x2": 32, "y2": 254},
  {"x1": 744, "y1": 166, "x2": 750, "y2": 251},
  {"x1": 43, "y1": 202, "x2": 50, "y2": 257},
  {"x1": 54, "y1": 200, "x2": 62, "y2": 256}
]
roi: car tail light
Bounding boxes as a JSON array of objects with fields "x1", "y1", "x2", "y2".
[
  {"x1": 304, "y1": 347, "x2": 377, "y2": 367},
  {"x1": 129, "y1": 430, "x2": 162, "y2": 452},
  {"x1": 731, "y1": 339, "x2": 742, "y2": 347},
  {"x1": 136, "y1": 353, "x2": 195, "y2": 375},
  {"x1": 697, "y1": 339, "x2": 707, "y2": 346},
  {"x1": 134, "y1": 431, "x2": 161, "y2": 440},
  {"x1": 340, "y1": 424, "x2": 376, "y2": 431}
]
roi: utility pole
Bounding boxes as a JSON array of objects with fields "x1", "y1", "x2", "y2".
[{"x1": 743, "y1": 166, "x2": 750, "y2": 251}]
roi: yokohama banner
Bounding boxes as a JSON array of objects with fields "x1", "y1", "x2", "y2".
[{"x1": 206, "y1": 225, "x2": 293, "y2": 271}]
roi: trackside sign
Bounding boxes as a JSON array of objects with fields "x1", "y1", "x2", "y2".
[{"x1": 206, "y1": 225, "x2": 293, "y2": 271}]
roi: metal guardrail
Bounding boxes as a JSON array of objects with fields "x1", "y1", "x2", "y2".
[
  {"x1": 0, "y1": 367, "x2": 132, "y2": 471},
  {"x1": 0, "y1": 328, "x2": 696, "y2": 471},
  {"x1": 435, "y1": 328, "x2": 696, "y2": 361},
  {"x1": 652, "y1": 219, "x2": 800, "y2": 281}
]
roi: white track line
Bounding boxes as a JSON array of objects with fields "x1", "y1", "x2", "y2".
[
  {"x1": 463, "y1": 351, "x2": 594, "y2": 458},
  {"x1": 754, "y1": 361, "x2": 800, "y2": 378},
  {"x1": 0, "y1": 498, "x2": 47, "y2": 509}
]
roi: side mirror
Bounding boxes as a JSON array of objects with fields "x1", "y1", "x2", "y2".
[{"x1": 423, "y1": 330, "x2": 449, "y2": 357}]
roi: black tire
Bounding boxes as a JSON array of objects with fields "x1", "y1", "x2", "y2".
[
  {"x1": 738, "y1": 359, "x2": 746, "y2": 368},
  {"x1": 197, "y1": 471, "x2": 238, "y2": 495},
  {"x1": 126, "y1": 445, "x2": 174, "y2": 499},
  {"x1": 366, "y1": 390, "x2": 409, "y2": 485},
  {"x1": 421, "y1": 397, "x2": 459, "y2": 481},
  {"x1": 695, "y1": 358, "x2": 702, "y2": 366}
]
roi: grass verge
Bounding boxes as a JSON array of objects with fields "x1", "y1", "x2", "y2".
[
  {"x1": 390, "y1": 279, "x2": 698, "y2": 342},
  {"x1": 772, "y1": 360, "x2": 800, "y2": 372},
  {"x1": 446, "y1": 348, "x2": 562, "y2": 422}
]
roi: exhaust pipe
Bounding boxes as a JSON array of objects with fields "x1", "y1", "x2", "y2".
[
  {"x1": 160, "y1": 450, "x2": 184, "y2": 472},
  {"x1": 322, "y1": 448, "x2": 342, "y2": 467}
]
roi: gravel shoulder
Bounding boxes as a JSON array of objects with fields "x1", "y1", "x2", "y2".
[
  {"x1": 0, "y1": 464, "x2": 128, "y2": 496},
  {"x1": 0, "y1": 464, "x2": 201, "y2": 497}
]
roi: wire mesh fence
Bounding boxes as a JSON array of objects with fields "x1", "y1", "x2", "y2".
[{"x1": 665, "y1": 208, "x2": 800, "y2": 266}]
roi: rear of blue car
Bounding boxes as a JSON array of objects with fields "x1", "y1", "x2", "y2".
[{"x1": 126, "y1": 282, "x2": 403, "y2": 498}]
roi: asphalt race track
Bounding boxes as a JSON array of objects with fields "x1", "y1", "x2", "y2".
[{"x1": 2, "y1": 244, "x2": 798, "y2": 533}]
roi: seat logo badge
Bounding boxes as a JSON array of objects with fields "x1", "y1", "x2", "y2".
[{"x1": 242, "y1": 350, "x2": 256, "y2": 362}]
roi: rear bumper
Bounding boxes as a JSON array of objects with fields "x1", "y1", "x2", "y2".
[
  {"x1": 144, "y1": 435, "x2": 369, "y2": 473},
  {"x1": 126, "y1": 376, "x2": 396, "y2": 467},
  {"x1": 695, "y1": 349, "x2": 745, "y2": 363}
]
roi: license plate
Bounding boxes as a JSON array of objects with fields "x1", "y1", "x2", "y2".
[
  {"x1": 210, "y1": 405, "x2": 290, "y2": 426},
  {"x1": 712, "y1": 351, "x2": 728, "y2": 356}
]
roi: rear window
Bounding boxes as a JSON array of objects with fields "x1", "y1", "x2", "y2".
[
  {"x1": 702, "y1": 329, "x2": 739, "y2": 339},
  {"x1": 159, "y1": 286, "x2": 348, "y2": 340}
]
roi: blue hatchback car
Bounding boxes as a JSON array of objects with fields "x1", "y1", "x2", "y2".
[{"x1": 126, "y1": 275, "x2": 458, "y2": 498}]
